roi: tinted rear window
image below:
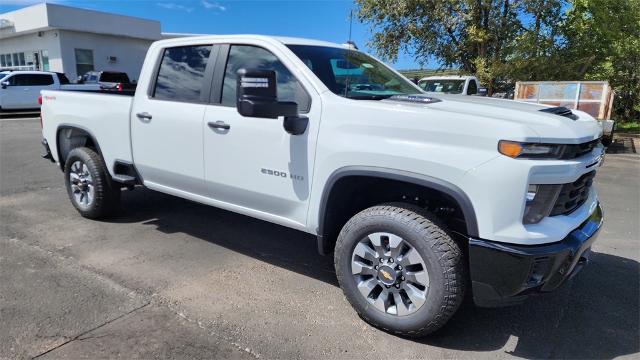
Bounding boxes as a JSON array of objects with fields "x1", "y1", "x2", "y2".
[
  {"x1": 100, "y1": 72, "x2": 130, "y2": 83},
  {"x1": 57, "y1": 73, "x2": 70, "y2": 84},
  {"x1": 29, "y1": 74, "x2": 54, "y2": 86},
  {"x1": 152, "y1": 45, "x2": 212, "y2": 103}
]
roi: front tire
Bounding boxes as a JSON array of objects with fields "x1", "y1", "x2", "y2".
[
  {"x1": 334, "y1": 203, "x2": 465, "y2": 337},
  {"x1": 64, "y1": 147, "x2": 120, "y2": 219}
]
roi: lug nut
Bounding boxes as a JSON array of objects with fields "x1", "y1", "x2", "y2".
[
  {"x1": 400, "y1": 276, "x2": 405, "y2": 281},
  {"x1": 379, "y1": 258, "x2": 384, "y2": 263},
  {"x1": 385, "y1": 285, "x2": 390, "y2": 289},
  {"x1": 389, "y1": 258, "x2": 394, "y2": 263},
  {"x1": 374, "y1": 265, "x2": 378, "y2": 270},
  {"x1": 395, "y1": 284, "x2": 400, "y2": 288},
  {"x1": 397, "y1": 265, "x2": 402, "y2": 270}
]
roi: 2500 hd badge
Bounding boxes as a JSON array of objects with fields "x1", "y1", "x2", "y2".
[{"x1": 261, "y1": 168, "x2": 304, "y2": 181}]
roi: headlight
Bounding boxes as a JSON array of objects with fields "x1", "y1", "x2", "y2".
[
  {"x1": 523, "y1": 184, "x2": 562, "y2": 224},
  {"x1": 498, "y1": 141, "x2": 564, "y2": 159}
]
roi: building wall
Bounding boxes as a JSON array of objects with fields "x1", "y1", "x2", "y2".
[
  {"x1": 0, "y1": 30, "x2": 63, "y2": 72},
  {"x1": 0, "y1": 3, "x2": 161, "y2": 40},
  {"x1": 46, "y1": 4, "x2": 161, "y2": 41},
  {"x1": 58, "y1": 30, "x2": 154, "y2": 81},
  {"x1": 0, "y1": 3, "x2": 49, "y2": 35}
]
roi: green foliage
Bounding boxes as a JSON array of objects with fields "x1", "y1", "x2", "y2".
[
  {"x1": 561, "y1": 0, "x2": 640, "y2": 121},
  {"x1": 616, "y1": 120, "x2": 639, "y2": 134},
  {"x1": 356, "y1": 0, "x2": 640, "y2": 121}
]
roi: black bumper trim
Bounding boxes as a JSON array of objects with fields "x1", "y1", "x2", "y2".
[{"x1": 469, "y1": 202, "x2": 603, "y2": 307}]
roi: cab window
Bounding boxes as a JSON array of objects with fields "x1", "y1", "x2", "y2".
[
  {"x1": 467, "y1": 80, "x2": 478, "y2": 95},
  {"x1": 153, "y1": 45, "x2": 213, "y2": 103},
  {"x1": 220, "y1": 45, "x2": 310, "y2": 112},
  {"x1": 6, "y1": 74, "x2": 28, "y2": 86},
  {"x1": 28, "y1": 74, "x2": 54, "y2": 86}
]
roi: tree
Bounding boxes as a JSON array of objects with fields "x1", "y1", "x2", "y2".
[
  {"x1": 357, "y1": 0, "x2": 640, "y2": 120},
  {"x1": 355, "y1": 0, "x2": 564, "y2": 93},
  {"x1": 561, "y1": 0, "x2": 640, "y2": 120}
]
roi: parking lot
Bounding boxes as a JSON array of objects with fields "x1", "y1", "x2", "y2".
[{"x1": 1, "y1": 117, "x2": 639, "y2": 359}]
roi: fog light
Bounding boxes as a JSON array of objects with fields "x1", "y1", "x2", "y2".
[{"x1": 523, "y1": 184, "x2": 562, "y2": 224}]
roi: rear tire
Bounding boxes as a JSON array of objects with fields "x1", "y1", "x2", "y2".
[
  {"x1": 64, "y1": 147, "x2": 120, "y2": 219},
  {"x1": 334, "y1": 203, "x2": 465, "y2": 337}
]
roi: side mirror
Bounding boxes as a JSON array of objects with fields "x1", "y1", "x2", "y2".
[
  {"x1": 1, "y1": 81, "x2": 9, "y2": 89},
  {"x1": 236, "y1": 69, "x2": 297, "y2": 119},
  {"x1": 477, "y1": 87, "x2": 488, "y2": 96}
]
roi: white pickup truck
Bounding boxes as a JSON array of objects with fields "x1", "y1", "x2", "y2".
[{"x1": 40, "y1": 35, "x2": 604, "y2": 336}]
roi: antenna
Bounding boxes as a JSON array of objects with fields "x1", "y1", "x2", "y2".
[
  {"x1": 343, "y1": 9, "x2": 358, "y2": 50},
  {"x1": 348, "y1": 9, "x2": 353, "y2": 42}
]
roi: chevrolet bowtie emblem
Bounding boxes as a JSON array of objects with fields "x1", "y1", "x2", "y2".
[{"x1": 380, "y1": 270, "x2": 393, "y2": 281}]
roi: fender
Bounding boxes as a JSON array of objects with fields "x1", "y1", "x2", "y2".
[
  {"x1": 55, "y1": 124, "x2": 103, "y2": 170},
  {"x1": 316, "y1": 166, "x2": 479, "y2": 254}
]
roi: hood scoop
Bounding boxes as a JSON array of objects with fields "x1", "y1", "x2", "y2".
[
  {"x1": 387, "y1": 94, "x2": 442, "y2": 104},
  {"x1": 539, "y1": 106, "x2": 579, "y2": 120}
]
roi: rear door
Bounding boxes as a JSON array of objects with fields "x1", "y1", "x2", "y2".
[
  {"x1": 131, "y1": 44, "x2": 218, "y2": 196},
  {"x1": 25, "y1": 74, "x2": 55, "y2": 107}
]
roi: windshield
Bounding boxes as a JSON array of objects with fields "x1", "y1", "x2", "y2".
[
  {"x1": 287, "y1": 45, "x2": 419, "y2": 100},
  {"x1": 419, "y1": 79, "x2": 465, "y2": 94}
]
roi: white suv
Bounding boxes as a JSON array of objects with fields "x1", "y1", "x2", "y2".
[{"x1": 0, "y1": 71, "x2": 98, "y2": 110}]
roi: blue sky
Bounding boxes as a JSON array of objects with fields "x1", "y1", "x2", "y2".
[{"x1": 1, "y1": 0, "x2": 429, "y2": 70}]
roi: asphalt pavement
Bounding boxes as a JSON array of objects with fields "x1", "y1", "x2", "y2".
[{"x1": 1, "y1": 118, "x2": 639, "y2": 359}]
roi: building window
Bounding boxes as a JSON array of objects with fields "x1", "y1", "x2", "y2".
[
  {"x1": 41, "y1": 50, "x2": 49, "y2": 71},
  {"x1": 2, "y1": 54, "x2": 12, "y2": 67},
  {"x1": 74, "y1": 49, "x2": 94, "y2": 77}
]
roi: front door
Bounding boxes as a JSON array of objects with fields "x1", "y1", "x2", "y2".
[
  {"x1": 2, "y1": 74, "x2": 46, "y2": 109},
  {"x1": 203, "y1": 44, "x2": 320, "y2": 227},
  {"x1": 131, "y1": 44, "x2": 217, "y2": 196}
]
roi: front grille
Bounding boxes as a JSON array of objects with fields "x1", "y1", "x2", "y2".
[
  {"x1": 550, "y1": 171, "x2": 596, "y2": 216},
  {"x1": 560, "y1": 139, "x2": 600, "y2": 159}
]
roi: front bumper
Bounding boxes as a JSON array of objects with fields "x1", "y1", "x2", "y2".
[{"x1": 469, "y1": 202, "x2": 603, "y2": 307}]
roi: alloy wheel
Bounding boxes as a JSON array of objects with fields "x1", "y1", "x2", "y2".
[
  {"x1": 69, "y1": 160, "x2": 94, "y2": 209},
  {"x1": 351, "y1": 232, "x2": 430, "y2": 316}
]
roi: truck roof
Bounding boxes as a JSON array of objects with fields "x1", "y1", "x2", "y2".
[
  {"x1": 153, "y1": 34, "x2": 347, "y2": 49},
  {"x1": 0, "y1": 70, "x2": 59, "y2": 76}
]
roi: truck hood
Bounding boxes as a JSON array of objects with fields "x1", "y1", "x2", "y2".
[{"x1": 378, "y1": 94, "x2": 602, "y2": 144}]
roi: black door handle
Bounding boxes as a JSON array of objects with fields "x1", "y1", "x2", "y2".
[
  {"x1": 208, "y1": 121, "x2": 230, "y2": 130},
  {"x1": 136, "y1": 112, "x2": 152, "y2": 120}
]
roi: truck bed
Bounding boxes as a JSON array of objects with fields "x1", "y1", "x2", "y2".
[{"x1": 41, "y1": 89, "x2": 135, "y2": 172}]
